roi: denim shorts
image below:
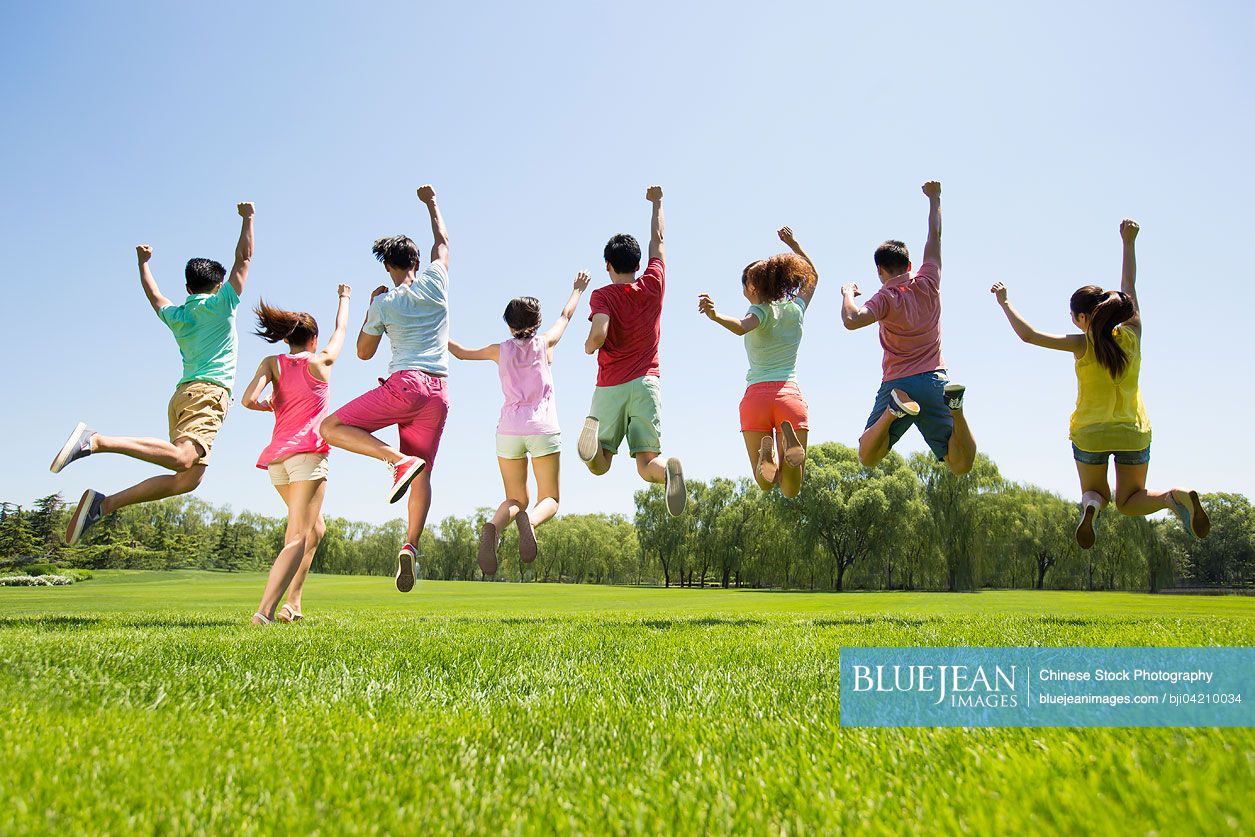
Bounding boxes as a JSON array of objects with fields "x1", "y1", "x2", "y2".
[
  {"x1": 864, "y1": 370, "x2": 952, "y2": 462},
  {"x1": 1071, "y1": 444, "x2": 1151, "y2": 466}
]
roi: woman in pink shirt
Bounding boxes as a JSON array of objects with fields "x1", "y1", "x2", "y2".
[
  {"x1": 241, "y1": 285, "x2": 351, "y2": 625},
  {"x1": 449, "y1": 271, "x2": 590, "y2": 576}
]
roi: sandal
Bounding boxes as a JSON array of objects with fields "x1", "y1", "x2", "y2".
[
  {"x1": 251, "y1": 611, "x2": 273, "y2": 626},
  {"x1": 277, "y1": 603, "x2": 303, "y2": 623}
]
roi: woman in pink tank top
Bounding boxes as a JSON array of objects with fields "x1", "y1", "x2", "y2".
[
  {"x1": 240, "y1": 285, "x2": 352, "y2": 625},
  {"x1": 448, "y1": 271, "x2": 591, "y2": 577}
]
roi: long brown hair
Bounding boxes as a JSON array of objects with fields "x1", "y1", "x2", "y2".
[
  {"x1": 1070, "y1": 285, "x2": 1136, "y2": 378},
  {"x1": 253, "y1": 300, "x2": 318, "y2": 346}
]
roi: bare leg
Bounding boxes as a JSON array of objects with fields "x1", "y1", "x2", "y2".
[
  {"x1": 256, "y1": 480, "x2": 319, "y2": 620},
  {"x1": 320, "y1": 416, "x2": 406, "y2": 465},
  {"x1": 91, "y1": 434, "x2": 203, "y2": 472},
  {"x1": 858, "y1": 409, "x2": 897, "y2": 468},
  {"x1": 778, "y1": 427, "x2": 809, "y2": 499},
  {"x1": 491, "y1": 457, "x2": 530, "y2": 530},
  {"x1": 529, "y1": 452, "x2": 561, "y2": 526},
  {"x1": 284, "y1": 482, "x2": 327, "y2": 613},
  {"x1": 1113, "y1": 463, "x2": 1179, "y2": 516},
  {"x1": 943, "y1": 407, "x2": 976, "y2": 476},
  {"x1": 635, "y1": 451, "x2": 667, "y2": 484},
  {"x1": 101, "y1": 465, "x2": 206, "y2": 515},
  {"x1": 743, "y1": 431, "x2": 775, "y2": 492},
  {"x1": 1074, "y1": 460, "x2": 1112, "y2": 548},
  {"x1": 584, "y1": 446, "x2": 613, "y2": 476},
  {"x1": 405, "y1": 470, "x2": 433, "y2": 546}
]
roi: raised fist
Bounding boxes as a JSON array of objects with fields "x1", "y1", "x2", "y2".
[
  {"x1": 841, "y1": 282, "x2": 861, "y2": 298},
  {"x1": 1119, "y1": 219, "x2": 1140, "y2": 243},
  {"x1": 777, "y1": 226, "x2": 796, "y2": 246},
  {"x1": 645, "y1": 185, "x2": 663, "y2": 203},
  {"x1": 922, "y1": 181, "x2": 941, "y2": 200},
  {"x1": 338, "y1": 283, "x2": 352, "y2": 299},
  {"x1": 237, "y1": 202, "x2": 255, "y2": 218},
  {"x1": 136, "y1": 244, "x2": 153, "y2": 264},
  {"x1": 990, "y1": 282, "x2": 1008, "y2": 304},
  {"x1": 417, "y1": 185, "x2": 437, "y2": 204}
]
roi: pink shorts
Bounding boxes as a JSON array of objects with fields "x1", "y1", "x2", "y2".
[
  {"x1": 333, "y1": 370, "x2": 449, "y2": 469},
  {"x1": 739, "y1": 381, "x2": 809, "y2": 433}
]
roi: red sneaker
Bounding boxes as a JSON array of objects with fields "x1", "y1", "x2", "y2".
[{"x1": 387, "y1": 456, "x2": 426, "y2": 504}]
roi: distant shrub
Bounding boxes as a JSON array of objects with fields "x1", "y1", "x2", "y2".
[
  {"x1": 21, "y1": 562, "x2": 58, "y2": 577},
  {"x1": 62, "y1": 569, "x2": 93, "y2": 582},
  {"x1": 0, "y1": 574, "x2": 74, "y2": 587}
]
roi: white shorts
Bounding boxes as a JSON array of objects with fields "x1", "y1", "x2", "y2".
[
  {"x1": 495, "y1": 432, "x2": 562, "y2": 460},
  {"x1": 267, "y1": 452, "x2": 329, "y2": 486}
]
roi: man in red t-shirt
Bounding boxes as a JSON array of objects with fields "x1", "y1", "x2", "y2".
[
  {"x1": 577, "y1": 185, "x2": 686, "y2": 516},
  {"x1": 840, "y1": 181, "x2": 977, "y2": 476}
]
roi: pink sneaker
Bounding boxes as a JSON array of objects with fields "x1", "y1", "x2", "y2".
[{"x1": 388, "y1": 456, "x2": 426, "y2": 504}]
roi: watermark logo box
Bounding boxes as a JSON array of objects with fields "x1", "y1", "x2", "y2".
[{"x1": 839, "y1": 647, "x2": 1253, "y2": 728}]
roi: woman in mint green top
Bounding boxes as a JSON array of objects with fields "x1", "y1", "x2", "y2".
[{"x1": 698, "y1": 226, "x2": 819, "y2": 498}]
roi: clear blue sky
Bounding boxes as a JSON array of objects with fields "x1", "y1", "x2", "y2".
[{"x1": 2, "y1": 1, "x2": 1252, "y2": 527}]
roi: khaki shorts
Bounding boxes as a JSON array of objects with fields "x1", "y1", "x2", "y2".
[
  {"x1": 168, "y1": 381, "x2": 230, "y2": 465},
  {"x1": 267, "y1": 452, "x2": 330, "y2": 485}
]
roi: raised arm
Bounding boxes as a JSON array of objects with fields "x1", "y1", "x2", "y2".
[
  {"x1": 136, "y1": 245, "x2": 172, "y2": 314},
  {"x1": 990, "y1": 282, "x2": 1085, "y2": 355},
  {"x1": 921, "y1": 181, "x2": 941, "y2": 267},
  {"x1": 316, "y1": 284, "x2": 353, "y2": 367},
  {"x1": 544, "y1": 271, "x2": 592, "y2": 348},
  {"x1": 448, "y1": 339, "x2": 500, "y2": 362},
  {"x1": 697, "y1": 294, "x2": 761, "y2": 336},
  {"x1": 585, "y1": 313, "x2": 610, "y2": 355},
  {"x1": 840, "y1": 283, "x2": 877, "y2": 330},
  {"x1": 778, "y1": 226, "x2": 819, "y2": 306},
  {"x1": 240, "y1": 357, "x2": 276, "y2": 411},
  {"x1": 356, "y1": 285, "x2": 388, "y2": 360},
  {"x1": 228, "y1": 202, "x2": 254, "y2": 296},
  {"x1": 646, "y1": 185, "x2": 664, "y2": 262},
  {"x1": 417, "y1": 185, "x2": 449, "y2": 270},
  {"x1": 1119, "y1": 219, "x2": 1142, "y2": 334}
]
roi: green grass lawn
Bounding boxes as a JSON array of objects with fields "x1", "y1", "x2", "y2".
[{"x1": 2, "y1": 572, "x2": 1252, "y2": 834}]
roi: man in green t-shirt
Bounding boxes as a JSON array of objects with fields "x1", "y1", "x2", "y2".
[{"x1": 52, "y1": 202, "x2": 255, "y2": 546}]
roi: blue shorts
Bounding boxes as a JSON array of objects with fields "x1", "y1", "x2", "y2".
[
  {"x1": 864, "y1": 370, "x2": 953, "y2": 462},
  {"x1": 1071, "y1": 444, "x2": 1151, "y2": 466}
]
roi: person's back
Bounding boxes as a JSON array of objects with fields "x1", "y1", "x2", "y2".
[
  {"x1": 257, "y1": 352, "x2": 332, "y2": 468},
  {"x1": 1071, "y1": 325, "x2": 1151, "y2": 452},
  {"x1": 588, "y1": 257, "x2": 664, "y2": 386},
  {"x1": 160, "y1": 283, "x2": 241, "y2": 391},
  {"x1": 497, "y1": 336, "x2": 558, "y2": 436},
  {"x1": 744, "y1": 297, "x2": 806, "y2": 384},
  {"x1": 865, "y1": 260, "x2": 943, "y2": 382},
  {"x1": 367, "y1": 261, "x2": 450, "y2": 377}
]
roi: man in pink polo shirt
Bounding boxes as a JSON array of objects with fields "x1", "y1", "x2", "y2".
[{"x1": 839, "y1": 180, "x2": 976, "y2": 475}]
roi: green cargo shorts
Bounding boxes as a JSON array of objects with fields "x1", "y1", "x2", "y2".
[{"x1": 589, "y1": 375, "x2": 663, "y2": 456}]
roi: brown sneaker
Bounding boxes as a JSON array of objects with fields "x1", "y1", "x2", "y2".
[
  {"x1": 477, "y1": 522, "x2": 499, "y2": 576},
  {"x1": 757, "y1": 436, "x2": 778, "y2": 485},
  {"x1": 516, "y1": 513, "x2": 537, "y2": 564},
  {"x1": 779, "y1": 421, "x2": 806, "y2": 468}
]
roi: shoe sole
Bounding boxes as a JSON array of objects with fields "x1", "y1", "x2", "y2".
[
  {"x1": 395, "y1": 551, "x2": 415, "y2": 592},
  {"x1": 577, "y1": 417, "x2": 601, "y2": 463},
  {"x1": 944, "y1": 383, "x2": 966, "y2": 411},
  {"x1": 757, "y1": 437, "x2": 778, "y2": 485},
  {"x1": 388, "y1": 459, "x2": 426, "y2": 505},
  {"x1": 65, "y1": 489, "x2": 99, "y2": 546},
  {"x1": 890, "y1": 389, "x2": 921, "y2": 417},
  {"x1": 1188, "y1": 490, "x2": 1210, "y2": 538},
  {"x1": 478, "y1": 524, "x2": 499, "y2": 576},
  {"x1": 516, "y1": 514, "x2": 537, "y2": 564},
  {"x1": 664, "y1": 458, "x2": 686, "y2": 516},
  {"x1": 1075, "y1": 504, "x2": 1097, "y2": 550},
  {"x1": 51, "y1": 422, "x2": 87, "y2": 474},
  {"x1": 779, "y1": 421, "x2": 806, "y2": 468}
]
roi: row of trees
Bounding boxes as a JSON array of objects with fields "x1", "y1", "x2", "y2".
[{"x1": 3, "y1": 443, "x2": 1252, "y2": 591}]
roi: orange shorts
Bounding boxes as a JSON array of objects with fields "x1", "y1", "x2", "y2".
[{"x1": 739, "y1": 381, "x2": 809, "y2": 433}]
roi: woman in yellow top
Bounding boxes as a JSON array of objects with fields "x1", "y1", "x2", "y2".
[{"x1": 990, "y1": 219, "x2": 1209, "y2": 549}]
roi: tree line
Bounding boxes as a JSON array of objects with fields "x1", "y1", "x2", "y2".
[{"x1": 2, "y1": 442, "x2": 1251, "y2": 591}]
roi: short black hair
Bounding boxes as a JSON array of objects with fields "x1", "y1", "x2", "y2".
[
  {"x1": 372, "y1": 235, "x2": 420, "y2": 270},
  {"x1": 503, "y1": 297, "x2": 542, "y2": 338},
  {"x1": 185, "y1": 258, "x2": 226, "y2": 293},
  {"x1": 603, "y1": 234, "x2": 641, "y2": 274},
  {"x1": 873, "y1": 240, "x2": 911, "y2": 275}
]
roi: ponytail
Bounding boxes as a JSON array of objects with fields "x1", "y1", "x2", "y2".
[
  {"x1": 1070, "y1": 285, "x2": 1136, "y2": 378},
  {"x1": 253, "y1": 300, "x2": 319, "y2": 346}
]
